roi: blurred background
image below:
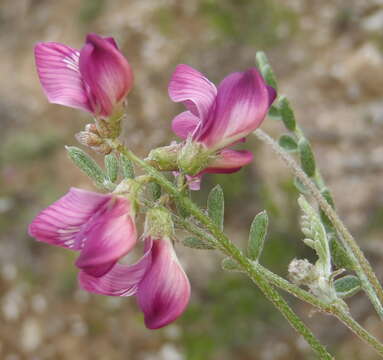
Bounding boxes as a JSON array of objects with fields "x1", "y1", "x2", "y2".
[{"x1": 1, "y1": 0, "x2": 383, "y2": 359}]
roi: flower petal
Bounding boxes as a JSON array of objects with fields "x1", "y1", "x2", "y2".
[
  {"x1": 171, "y1": 111, "x2": 200, "y2": 139},
  {"x1": 186, "y1": 175, "x2": 202, "y2": 191},
  {"x1": 79, "y1": 33, "x2": 133, "y2": 117},
  {"x1": 202, "y1": 149, "x2": 253, "y2": 174},
  {"x1": 75, "y1": 197, "x2": 137, "y2": 277},
  {"x1": 137, "y1": 237, "x2": 191, "y2": 329},
  {"x1": 34, "y1": 42, "x2": 91, "y2": 112},
  {"x1": 28, "y1": 188, "x2": 111, "y2": 250},
  {"x1": 168, "y1": 64, "x2": 217, "y2": 121},
  {"x1": 78, "y1": 238, "x2": 153, "y2": 296},
  {"x1": 197, "y1": 68, "x2": 272, "y2": 150}
]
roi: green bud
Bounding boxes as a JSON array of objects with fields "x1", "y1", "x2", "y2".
[
  {"x1": 145, "y1": 207, "x2": 174, "y2": 239},
  {"x1": 248, "y1": 210, "x2": 268, "y2": 261},
  {"x1": 104, "y1": 153, "x2": 119, "y2": 183},
  {"x1": 298, "y1": 138, "x2": 316, "y2": 177},
  {"x1": 146, "y1": 143, "x2": 180, "y2": 171},
  {"x1": 334, "y1": 275, "x2": 361, "y2": 298},
  {"x1": 278, "y1": 134, "x2": 298, "y2": 152},
  {"x1": 120, "y1": 154, "x2": 135, "y2": 179},
  {"x1": 207, "y1": 185, "x2": 225, "y2": 230},
  {"x1": 182, "y1": 236, "x2": 215, "y2": 250},
  {"x1": 178, "y1": 139, "x2": 209, "y2": 176},
  {"x1": 66, "y1": 146, "x2": 110, "y2": 190},
  {"x1": 279, "y1": 96, "x2": 296, "y2": 131}
]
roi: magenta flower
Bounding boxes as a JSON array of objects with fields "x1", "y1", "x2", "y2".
[
  {"x1": 34, "y1": 33, "x2": 133, "y2": 117},
  {"x1": 80, "y1": 235, "x2": 191, "y2": 329},
  {"x1": 169, "y1": 64, "x2": 276, "y2": 174},
  {"x1": 28, "y1": 188, "x2": 137, "y2": 277},
  {"x1": 29, "y1": 188, "x2": 190, "y2": 329}
]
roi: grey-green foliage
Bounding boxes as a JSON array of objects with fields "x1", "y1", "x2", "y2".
[
  {"x1": 66, "y1": 146, "x2": 111, "y2": 190},
  {"x1": 104, "y1": 153, "x2": 119, "y2": 183},
  {"x1": 294, "y1": 177, "x2": 309, "y2": 194},
  {"x1": 298, "y1": 196, "x2": 331, "y2": 275},
  {"x1": 256, "y1": 51, "x2": 278, "y2": 90},
  {"x1": 120, "y1": 154, "x2": 135, "y2": 179},
  {"x1": 222, "y1": 257, "x2": 242, "y2": 272},
  {"x1": 279, "y1": 96, "x2": 296, "y2": 131},
  {"x1": 319, "y1": 188, "x2": 335, "y2": 228},
  {"x1": 268, "y1": 105, "x2": 281, "y2": 120},
  {"x1": 279, "y1": 134, "x2": 298, "y2": 152},
  {"x1": 207, "y1": 185, "x2": 225, "y2": 230},
  {"x1": 334, "y1": 275, "x2": 361, "y2": 298},
  {"x1": 298, "y1": 138, "x2": 316, "y2": 177},
  {"x1": 330, "y1": 237, "x2": 355, "y2": 271},
  {"x1": 182, "y1": 236, "x2": 215, "y2": 250},
  {"x1": 248, "y1": 210, "x2": 268, "y2": 261}
]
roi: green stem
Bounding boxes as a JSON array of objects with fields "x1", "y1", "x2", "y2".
[
  {"x1": 112, "y1": 140, "x2": 333, "y2": 359},
  {"x1": 176, "y1": 215, "x2": 383, "y2": 357},
  {"x1": 253, "y1": 129, "x2": 383, "y2": 320}
]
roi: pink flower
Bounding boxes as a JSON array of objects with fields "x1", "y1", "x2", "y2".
[
  {"x1": 28, "y1": 188, "x2": 137, "y2": 277},
  {"x1": 34, "y1": 33, "x2": 133, "y2": 117},
  {"x1": 80, "y1": 235, "x2": 191, "y2": 329},
  {"x1": 169, "y1": 64, "x2": 276, "y2": 174},
  {"x1": 29, "y1": 189, "x2": 190, "y2": 329}
]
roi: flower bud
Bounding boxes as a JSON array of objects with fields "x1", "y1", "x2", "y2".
[
  {"x1": 177, "y1": 139, "x2": 209, "y2": 175},
  {"x1": 146, "y1": 143, "x2": 180, "y2": 171},
  {"x1": 145, "y1": 208, "x2": 174, "y2": 239},
  {"x1": 75, "y1": 131, "x2": 103, "y2": 147},
  {"x1": 288, "y1": 258, "x2": 318, "y2": 286}
]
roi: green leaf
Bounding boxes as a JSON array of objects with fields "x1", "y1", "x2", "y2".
[
  {"x1": 182, "y1": 236, "x2": 215, "y2": 250},
  {"x1": 120, "y1": 154, "x2": 135, "y2": 179},
  {"x1": 66, "y1": 146, "x2": 110, "y2": 190},
  {"x1": 298, "y1": 138, "x2": 316, "y2": 177},
  {"x1": 279, "y1": 134, "x2": 298, "y2": 152},
  {"x1": 279, "y1": 96, "x2": 296, "y2": 131},
  {"x1": 330, "y1": 237, "x2": 355, "y2": 270},
  {"x1": 104, "y1": 153, "x2": 119, "y2": 183},
  {"x1": 261, "y1": 64, "x2": 277, "y2": 90},
  {"x1": 255, "y1": 51, "x2": 277, "y2": 90},
  {"x1": 255, "y1": 51, "x2": 269, "y2": 69},
  {"x1": 207, "y1": 185, "x2": 224, "y2": 230},
  {"x1": 222, "y1": 257, "x2": 241, "y2": 271},
  {"x1": 334, "y1": 275, "x2": 361, "y2": 298},
  {"x1": 294, "y1": 177, "x2": 309, "y2": 194},
  {"x1": 248, "y1": 210, "x2": 268, "y2": 261},
  {"x1": 268, "y1": 105, "x2": 281, "y2": 120},
  {"x1": 319, "y1": 188, "x2": 335, "y2": 228}
]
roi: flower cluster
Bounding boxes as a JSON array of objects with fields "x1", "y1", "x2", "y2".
[{"x1": 30, "y1": 33, "x2": 275, "y2": 328}]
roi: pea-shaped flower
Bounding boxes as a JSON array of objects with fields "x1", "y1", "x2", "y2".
[
  {"x1": 169, "y1": 64, "x2": 276, "y2": 175},
  {"x1": 29, "y1": 188, "x2": 137, "y2": 277},
  {"x1": 34, "y1": 33, "x2": 133, "y2": 118},
  {"x1": 79, "y1": 208, "x2": 191, "y2": 329}
]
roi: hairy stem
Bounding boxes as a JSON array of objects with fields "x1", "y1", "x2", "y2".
[
  {"x1": 112, "y1": 140, "x2": 333, "y2": 359},
  {"x1": 253, "y1": 128, "x2": 383, "y2": 319},
  {"x1": 176, "y1": 215, "x2": 383, "y2": 357}
]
